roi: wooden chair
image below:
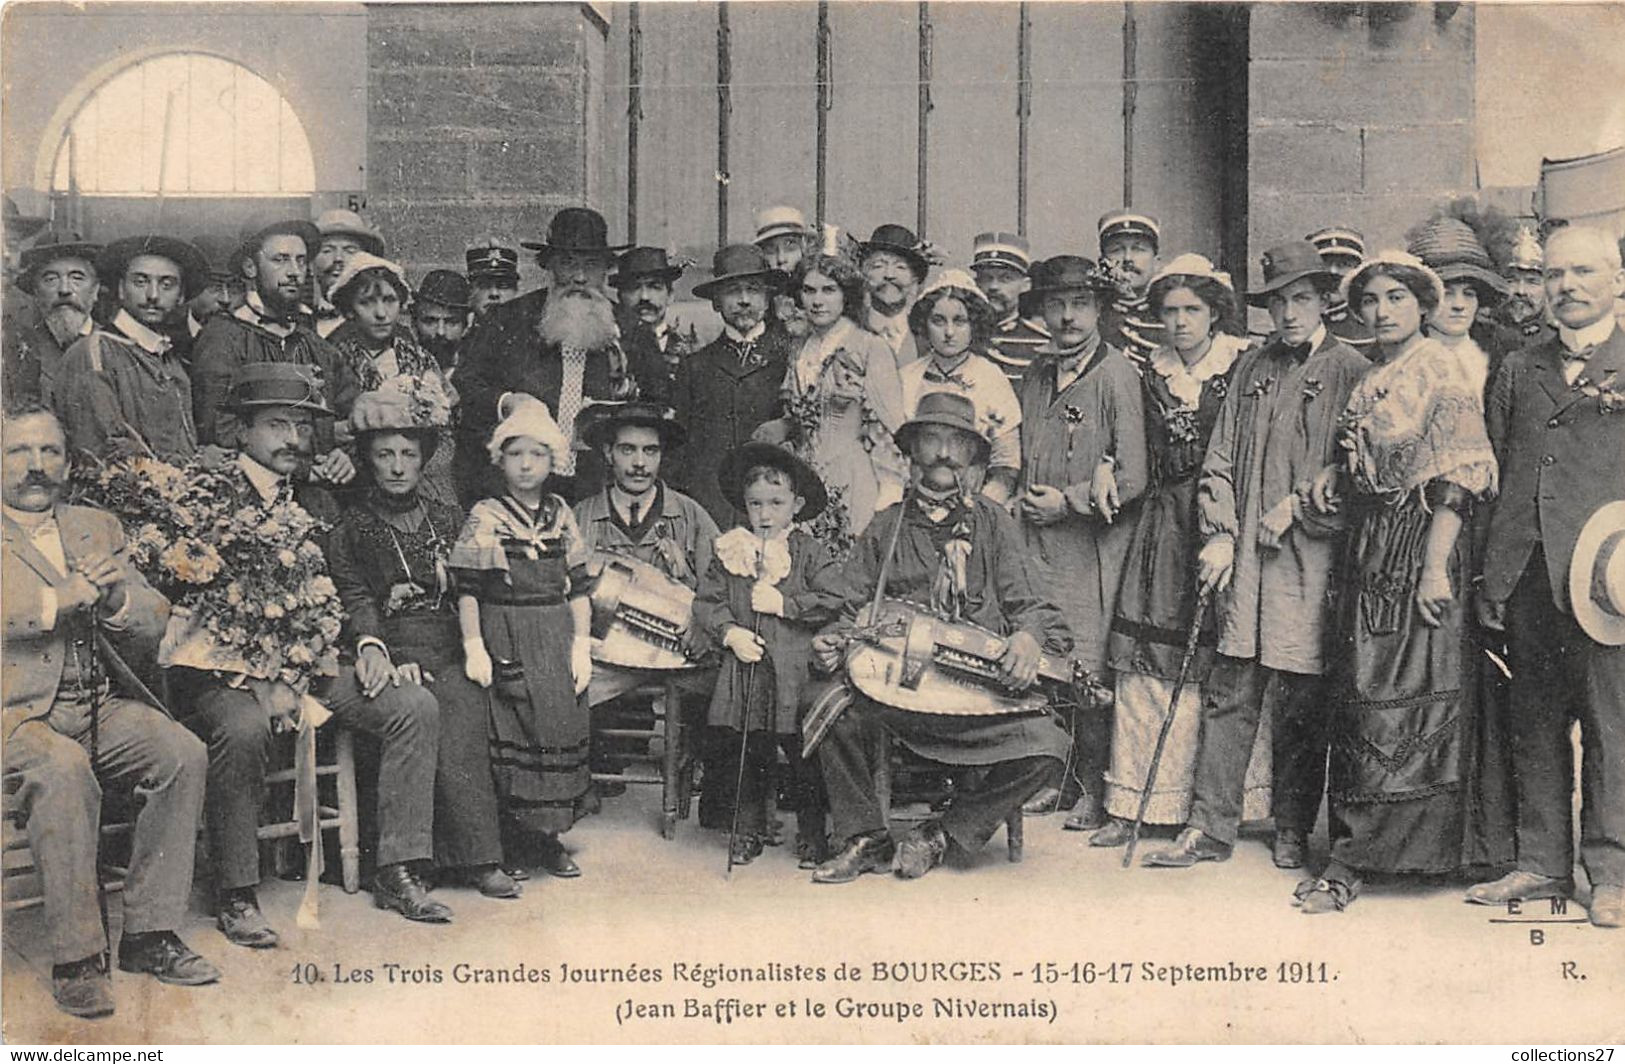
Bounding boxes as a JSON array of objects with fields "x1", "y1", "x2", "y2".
[
  {"x1": 258, "y1": 728, "x2": 361, "y2": 892},
  {"x1": 590, "y1": 676, "x2": 692, "y2": 839},
  {"x1": 1, "y1": 773, "x2": 133, "y2": 916},
  {"x1": 872, "y1": 731, "x2": 1023, "y2": 862}
]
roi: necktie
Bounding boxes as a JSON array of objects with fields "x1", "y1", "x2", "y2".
[
  {"x1": 556, "y1": 344, "x2": 588, "y2": 475},
  {"x1": 1565, "y1": 344, "x2": 1595, "y2": 364}
]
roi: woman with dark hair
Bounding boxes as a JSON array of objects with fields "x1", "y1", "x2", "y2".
[
  {"x1": 1095, "y1": 255, "x2": 1261, "y2": 846},
  {"x1": 1301, "y1": 250, "x2": 1512, "y2": 913},
  {"x1": 760, "y1": 253, "x2": 905, "y2": 551},
  {"x1": 1408, "y1": 216, "x2": 1511, "y2": 405},
  {"x1": 899, "y1": 269, "x2": 1022, "y2": 502},
  {"x1": 329, "y1": 252, "x2": 461, "y2": 507},
  {"x1": 327, "y1": 412, "x2": 519, "y2": 901}
]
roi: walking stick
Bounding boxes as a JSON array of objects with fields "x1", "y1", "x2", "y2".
[
  {"x1": 1122, "y1": 585, "x2": 1212, "y2": 869},
  {"x1": 725, "y1": 613, "x2": 764, "y2": 878}
]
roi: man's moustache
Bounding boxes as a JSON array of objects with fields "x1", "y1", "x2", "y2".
[{"x1": 22, "y1": 471, "x2": 58, "y2": 488}]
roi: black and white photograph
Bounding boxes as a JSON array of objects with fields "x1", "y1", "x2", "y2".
[{"x1": 1, "y1": 0, "x2": 1622, "y2": 1047}]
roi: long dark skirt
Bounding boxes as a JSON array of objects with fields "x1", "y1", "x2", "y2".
[
  {"x1": 481, "y1": 598, "x2": 590, "y2": 836},
  {"x1": 1327, "y1": 490, "x2": 1515, "y2": 876}
]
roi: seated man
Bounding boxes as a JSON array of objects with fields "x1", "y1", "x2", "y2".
[
  {"x1": 809, "y1": 392, "x2": 1073, "y2": 883},
  {"x1": 2, "y1": 402, "x2": 216, "y2": 1019},
  {"x1": 572, "y1": 401, "x2": 718, "y2": 804},
  {"x1": 165, "y1": 363, "x2": 446, "y2": 948}
]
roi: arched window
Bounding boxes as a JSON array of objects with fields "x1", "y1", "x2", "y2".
[{"x1": 51, "y1": 53, "x2": 315, "y2": 196}]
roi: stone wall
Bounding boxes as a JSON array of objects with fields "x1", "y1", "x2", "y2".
[
  {"x1": 1246, "y1": 2, "x2": 1477, "y2": 283},
  {"x1": 366, "y1": 2, "x2": 606, "y2": 281}
]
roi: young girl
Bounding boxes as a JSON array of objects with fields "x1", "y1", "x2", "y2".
[
  {"x1": 450, "y1": 392, "x2": 595, "y2": 878},
  {"x1": 694, "y1": 442, "x2": 845, "y2": 866}
]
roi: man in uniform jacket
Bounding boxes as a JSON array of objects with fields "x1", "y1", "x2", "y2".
[
  {"x1": 1470, "y1": 225, "x2": 1625, "y2": 929},
  {"x1": 454, "y1": 208, "x2": 645, "y2": 506},
  {"x1": 969, "y1": 231, "x2": 1050, "y2": 385},
  {"x1": 1097, "y1": 209, "x2": 1166, "y2": 365},
  {"x1": 2, "y1": 403, "x2": 218, "y2": 1018},
  {"x1": 670, "y1": 244, "x2": 793, "y2": 528},
  {"x1": 1307, "y1": 225, "x2": 1376, "y2": 354}
]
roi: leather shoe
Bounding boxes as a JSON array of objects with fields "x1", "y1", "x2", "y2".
[
  {"x1": 729, "y1": 833, "x2": 764, "y2": 866},
  {"x1": 1293, "y1": 875, "x2": 1361, "y2": 915},
  {"x1": 117, "y1": 932, "x2": 220, "y2": 986},
  {"x1": 1062, "y1": 792, "x2": 1106, "y2": 831},
  {"x1": 470, "y1": 865, "x2": 522, "y2": 899},
  {"x1": 894, "y1": 821, "x2": 949, "y2": 880},
  {"x1": 52, "y1": 957, "x2": 114, "y2": 1019},
  {"x1": 1141, "y1": 827, "x2": 1231, "y2": 868},
  {"x1": 374, "y1": 863, "x2": 453, "y2": 923},
  {"x1": 1089, "y1": 818, "x2": 1134, "y2": 848},
  {"x1": 1021, "y1": 787, "x2": 1064, "y2": 816},
  {"x1": 812, "y1": 832, "x2": 895, "y2": 884},
  {"x1": 538, "y1": 834, "x2": 581, "y2": 878},
  {"x1": 217, "y1": 889, "x2": 279, "y2": 949},
  {"x1": 1589, "y1": 884, "x2": 1623, "y2": 929},
  {"x1": 1272, "y1": 830, "x2": 1308, "y2": 870},
  {"x1": 1464, "y1": 869, "x2": 1572, "y2": 906}
]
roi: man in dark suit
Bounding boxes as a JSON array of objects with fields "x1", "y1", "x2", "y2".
[
  {"x1": 2, "y1": 231, "x2": 101, "y2": 406},
  {"x1": 1472, "y1": 225, "x2": 1625, "y2": 929},
  {"x1": 3, "y1": 402, "x2": 217, "y2": 1018},
  {"x1": 611, "y1": 247, "x2": 690, "y2": 405},
  {"x1": 165, "y1": 364, "x2": 448, "y2": 949}
]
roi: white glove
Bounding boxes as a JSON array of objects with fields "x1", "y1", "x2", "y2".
[
  {"x1": 723, "y1": 625, "x2": 766, "y2": 665},
  {"x1": 570, "y1": 637, "x2": 593, "y2": 695},
  {"x1": 464, "y1": 638, "x2": 493, "y2": 688},
  {"x1": 750, "y1": 582, "x2": 785, "y2": 617}
]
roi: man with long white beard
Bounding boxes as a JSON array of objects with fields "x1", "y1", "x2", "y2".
[
  {"x1": 455, "y1": 207, "x2": 644, "y2": 505},
  {"x1": 2, "y1": 231, "x2": 102, "y2": 405}
]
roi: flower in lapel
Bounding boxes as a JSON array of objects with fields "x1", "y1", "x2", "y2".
[
  {"x1": 1063, "y1": 404, "x2": 1085, "y2": 425},
  {"x1": 1577, "y1": 370, "x2": 1625, "y2": 413},
  {"x1": 1243, "y1": 376, "x2": 1276, "y2": 399},
  {"x1": 1208, "y1": 376, "x2": 1229, "y2": 400},
  {"x1": 1302, "y1": 377, "x2": 1324, "y2": 403}
]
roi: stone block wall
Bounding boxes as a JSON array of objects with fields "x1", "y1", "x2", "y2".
[{"x1": 1246, "y1": 2, "x2": 1477, "y2": 285}]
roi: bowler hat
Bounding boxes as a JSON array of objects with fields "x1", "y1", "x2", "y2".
[
  {"x1": 692, "y1": 244, "x2": 786, "y2": 301},
  {"x1": 1571, "y1": 501, "x2": 1625, "y2": 646},
  {"x1": 610, "y1": 247, "x2": 685, "y2": 288},
  {"x1": 717, "y1": 441, "x2": 828, "y2": 522},
  {"x1": 415, "y1": 269, "x2": 472, "y2": 310},
  {"x1": 1246, "y1": 241, "x2": 1339, "y2": 307},
  {"x1": 858, "y1": 224, "x2": 930, "y2": 279},
  {"x1": 17, "y1": 230, "x2": 101, "y2": 291},
  {"x1": 576, "y1": 399, "x2": 687, "y2": 451},
  {"x1": 893, "y1": 391, "x2": 991, "y2": 463},
  {"x1": 96, "y1": 234, "x2": 210, "y2": 300},
  {"x1": 466, "y1": 242, "x2": 520, "y2": 283},
  {"x1": 221, "y1": 362, "x2": 332, "y2": 416},
  {"x1": 1407, "y1": 217, "x2": 1508, "y2": 305},
  {"x1": 1019, "y1": 255, "x2": 1116, "y2": 318},
  {"x1": 521, "y1": 207, "x2": 629, "y2": 258},
  {"x1": 314, "y1": 208, "x2": 386, "y2": 257}
]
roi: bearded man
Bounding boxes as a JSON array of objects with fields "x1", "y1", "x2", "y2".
[
  {"x1": 455, "y1": 208, "x2": 645, "y2": 505},
  {"x1": 2, "y1": 231, "x2": 101, "y2": 405}
]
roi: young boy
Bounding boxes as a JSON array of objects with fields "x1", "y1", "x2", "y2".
[
  {"x1": 1016, "y1": 255, "x2": 1149, "y2": 828},
  {"x1": 693, "y1": 442, "x2": 845, "y2": 865}
]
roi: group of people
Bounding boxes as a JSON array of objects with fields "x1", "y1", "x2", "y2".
[{"x1": 2, "y1": 191, "x2": 1622, "y2": 1025}]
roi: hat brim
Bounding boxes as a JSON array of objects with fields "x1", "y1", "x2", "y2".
[
  {"x1": 414, "y1": 290, "x2": 472, "y2": 310},
  {"x1": 579, "y1": 411, "x2": 688, "y2": 452},
  {"x1": 223, "y1": 395, "x2": 334, "y2": 417},
  {"x1": 96, "y1": 236, "x2": 211, "y2": 300},
  {"x1": 894, "y1": 417, "x2": 992, "y2": 463},
  {"x1": 1570, "y1": 501, "x2": 1625, "y2": 646},
  {"x1": 319, "y1": 227, "x2": 385, "y2": 256},
  {"x1": 1435, "y1": 261, "x2": 1509, "y2": 304},
  {"x1": 754, "y1": 225, "x2": 811, "y2": 246},
  {"x1": 1019, "y1": 279, "x2": 1116, "y2": 319},
  {"x1": 718, "y1": 442, "x2": 828, "y2": 522},
  {"x1": 1246, "y1": 266, "x2": 1339, "y2": 307},
  {"x1": 521, "y1": 241, "x2": 633, "y2": 255},
  {"x1": 610, "y1": 266, "x2": 685, "y2": 288},
  {"x1": 858, "y1": 241, "x2": 930, "y2": 277},
  {"x1": 17, "y1": 242, "x2": 102, "y2": 289},
  {"x1": 692, "y1": 269, "x2": 788, "y2": 301}
]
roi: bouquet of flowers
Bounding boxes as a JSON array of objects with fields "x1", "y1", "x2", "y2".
[{"x1": 73, "y1": 455, "x2": 344, "y2": 690}]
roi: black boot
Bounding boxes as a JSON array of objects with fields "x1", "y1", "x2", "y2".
[{"x1": 374, "y1": 863, "x2": 453, "y2": 923}]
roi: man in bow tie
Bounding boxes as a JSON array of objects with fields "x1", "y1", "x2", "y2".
[
  {"x1": 858, "y1": 224, "x2": 931, "y2": 368},
  {"x1": 1471, "y1": 225, "x2": 1625, "y2": 928},
  {"x1": 1142, "y1": 239, "x2": 1370, "y2": 872},
  {"x1": 56, "y1": 235, "x2": 213, "y2": 464}
]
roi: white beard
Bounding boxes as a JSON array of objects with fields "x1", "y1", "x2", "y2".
[{"x1": 539, "y1": 288, "x2": 619, "y2": 351}]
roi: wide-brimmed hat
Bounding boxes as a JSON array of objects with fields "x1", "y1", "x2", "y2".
[
  {"x1": 753, "y1": 205, "x2": 813, "y2": 246},
  {"x1": 857, "y1": 223, "x2": 930, "y2": 278},
  {"x1": 17, "y1": 230, "x2": 101, "y2": 290},
  {"x1": 189, "y1": 233, "x2": 246, "y2": 282},
  {"x1": 520, "y1": 207, "x2": 629, "y2": 259},
  {"x1": 1341, "y1": 249, "x2": 1446, "y2": 310},
  {"x1": 575, "y1": 399, "x2": 687, "y2": 451},
  {"x1": 610, "y1": 246, "x2": 684, "y2": 288},
  {"x1": 893, "y1": 391, "x2": 991, "y2": 463},
  {"x1": 1019, "y1": 255, "x2": 1116, "y2": 318},
  {"x1": 236, "y1": 215, "x2": 321, "y2": 274},
  {"x1": 5, "y1": 195, "x2": 48, "y2": 240},
  {"x1": 314, "y1": 208, "x2": 386, "y2": 256},
  {"x1": 1407, "y1": 217, "x2": 1509, "y2": 305},
  {"x1": 1098, "y1": 209, "x2": 1162, "y2": 251},
  {"x1": 718, "y1": 441, "x2": 828, "y2": 521},
  {"x1": 326, "y1": 251, "x2": 410, "y2": 305},
  {"x1": 96, "y1": 234, "x2": 210, "y2": 300},
  {"x1": 414, "y1": 269, "x2": 472, "y2": 310},
  {"x1": 1571, "y1": 500, "x2": 1625, "y2": 646},
  {"x1": 692, "y1": 244, "x2": 787, "y2": 300},
  {"x1": 1247, "y1": 241, "x2": 1340, "y2": 307},
  {"x1": 1307, "y1": 225, "x2": 1367, "y2": 265},
  {"x1": 970, "y1": 231, "x2": 1032, "y2": 276},
  {"x1": 221, "y1": 362, "x2": 332, "y2": 416}
]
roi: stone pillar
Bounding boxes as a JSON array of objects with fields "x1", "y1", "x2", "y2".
[
  {"x1": 1247, "y1": 2, "x2": 1476, "y2": 278},
  {"x1": 367, "y1": 2, "x2": 607, "y2": 279}
]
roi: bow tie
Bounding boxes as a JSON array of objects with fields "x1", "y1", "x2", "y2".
[
  {"x1": 1563, "y1": 344, "x2": 1595, "y2": 363},
  {"x1": 1284, "y1": 340, "x2": 1313, "y2": 362},
  {"x1": 923, "y1": 364, "x2": 969, "y2": 387}
]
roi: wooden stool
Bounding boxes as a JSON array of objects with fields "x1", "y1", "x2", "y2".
[
  {"x1": 872, "y1": 731, "x2": 1023, "y2": 862},
  {"x1": 591, "y1": 676, "x2": 691, "y2": 839},
  {"x1": 258, "y1": 728, "x2": 360, "y2": 892},
  {"x1": 2, "y1": 773, "x2": 133, "y2": 915}
]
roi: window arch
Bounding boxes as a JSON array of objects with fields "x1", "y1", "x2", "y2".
[{"x1": 51, "y1": 52, "x2": 315, "y2": 197}]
